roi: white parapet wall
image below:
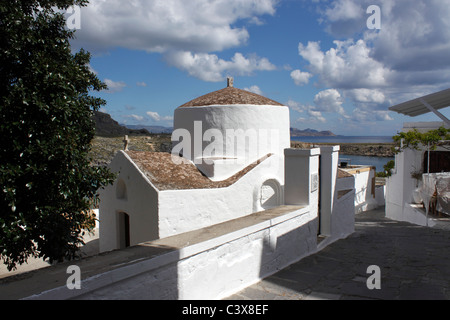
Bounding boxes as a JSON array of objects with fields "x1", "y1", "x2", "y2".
[
  {"x1": 16, "y1": 205, "x2": 318, "y2": 300},
  {"x1": 340, "y1": 166, "x2": 379, "y2": 214},
  {"x1": 2, "y1": 146, "x2": 357, "y2": 300},
  {"x1": 386, "y1": 147, "x2": 427, "y2": 225}
]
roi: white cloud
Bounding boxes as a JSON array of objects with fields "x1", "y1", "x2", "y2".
[
  {"x1": 72, "y1": 0, "x2": 279, "y2": 82},
  {"x1": 307, "y1": 109, "x2": 327, "y2": 123},
  {"x1": 287, "y1": 100, "x2": 327, "y2": 124},
  {"x1": 146, "y1": 111, "x2": 161, "y2": 122},
  {"x1": 123, "y1": 114, "x2": 145, "y2": 122},
  {"x1": 298, "y1": 40, "x2": 391, "y2": 90},
  {"x1": 313, "y1": 0, "x2": 450, "y2": 92},
  {"x1": 87, "y1": 64, "x2": 98, "y2": 75},
  {"x1": 136, "y1": 82, "x2": 148, "y2": 87},
  {"x1": 104, "y1": 79, "x2": 127, "y2": 93},
  {"x1": 74, "y1": 0, "x2": 278, "y2": 54},
  {"x1": 286, "y1": 99, "x2": 304, "y2": 113},
  {"x1": 345, "y1": 88, "x2": 385, "y2": 104},
  {"x1": 303, "y1": 0, "x2": 450, "y2": 127},
  {"x1": 351, "y1": 109, "x2": 393, "y2": 122},
  {"x1": 290, "y1": 69, "x2": 312, "y2": 86},
  {"x1": 244, "y1": 85, "x2": 263, "y2": 95},
  {"x1": 324, "y1": 0, "x2": 363, "y2": 22},
  {"x1": 146, "y1": 111, "x2": 173, "y2": 122},
  {"x1": 314, "y1": 89, "x2": 345, "y2": 115},
  {"x1": 165, "y1": 51, "x2": 276, "y2": 82}
]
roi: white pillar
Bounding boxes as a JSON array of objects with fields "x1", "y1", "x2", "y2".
[
  {"x1": 284, "y1": 148, "x2": 321, "y2": 207},
  {"x1": 319, "y1": 146, "x2": 340, "y2": 236}
]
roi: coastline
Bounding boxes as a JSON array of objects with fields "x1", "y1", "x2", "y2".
[
  {"x1": 291, "y1": 141, "x2": 395, "y2": 157},
  {"x1": 89, "y1": 136, "x2": 397, "y2": 166}
]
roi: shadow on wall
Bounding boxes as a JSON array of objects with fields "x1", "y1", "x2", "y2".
[
  {"x1": 352, "y1": 168, "x2": 377, "y2": 214},
  {"x1": 75, "y1": 244, "x2": 181, "y2": 300},
  {"x1": 0, "y1": 241, "x2": 181, "y2": 300},
  {"x1": 259, "y1": 217, "x2": 319, "y2": 281}
]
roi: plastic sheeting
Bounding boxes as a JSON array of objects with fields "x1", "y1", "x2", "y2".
[
  {"x1": 421, "y1": 173, "x2": 450, "y2": 216},
  {"x1": 436, "y1": 177, "x2": 450, "y2": 215}
]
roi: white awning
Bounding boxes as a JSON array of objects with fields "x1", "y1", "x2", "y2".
[{"x1": 389, "y1": 88, "x2": 450, "y2": 126}]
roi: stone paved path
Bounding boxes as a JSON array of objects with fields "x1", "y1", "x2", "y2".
[{"x1": 227, "y1": 208, "x2": 450, "y2": 300}]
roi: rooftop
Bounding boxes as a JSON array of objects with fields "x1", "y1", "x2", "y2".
[
  {"x1": 178, "y1": 78, "x2": 284, "y2": 108},
  {"x1": 126, "y1": 151, "x2": 272, "y2": 190}
]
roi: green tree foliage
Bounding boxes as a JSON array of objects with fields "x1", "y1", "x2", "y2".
[
  {"x1": 0, "y1": 0, "x2": 115, "y2": 270},
  {"x1": 392, "y1": 127, "x2": 450, "y2": 153},
  {"x1": 376, "y1": 160, "x2": 395, "y2": 177}
]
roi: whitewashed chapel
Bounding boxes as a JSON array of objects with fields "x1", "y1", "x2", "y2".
[
  {"x1": 90, "y1": 79, "x2": 355, "y2": 299},
  {"x1": 100, "y1": 78, "x2": 355, "y2": 250}
]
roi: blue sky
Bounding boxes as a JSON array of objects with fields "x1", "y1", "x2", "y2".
[{"x1": 69, "y1": 0, "x2": 450, "y2": 136}]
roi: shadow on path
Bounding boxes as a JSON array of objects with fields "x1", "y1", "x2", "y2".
[{"x1": 228, "y1": 207, "x2": 450, "y2": 300}]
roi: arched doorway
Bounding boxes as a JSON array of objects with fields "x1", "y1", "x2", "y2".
[{"x1": 118, "y1": 212, "x2": 130, "y2": 249}]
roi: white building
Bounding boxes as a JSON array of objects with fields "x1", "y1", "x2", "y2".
[
  {"x1": 339, "y1": 165, "x2": 383, "y2": 214},
  {"x1": 99, "y1": 79, "x2": 294, "y2": 252},
  {"x1": 86, "y1": 79, "x2": 356, "y2": 300},
  {"x1": 386, "y1": 89, "x2": 450, "y2": 226}
]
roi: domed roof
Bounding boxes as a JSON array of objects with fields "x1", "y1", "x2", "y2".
[{"x1": 178, "y1": 78, "x2": 284, "y2": 108}]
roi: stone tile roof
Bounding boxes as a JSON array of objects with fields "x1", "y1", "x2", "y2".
[
  {"x1": 126, "y1": 151, "x2": 272, "y2": 191},
  {"x1": 337, "y1": 169, "x2": 353, "y2": 179},
  {"x1": 178, "y1": 87, "x2": 284, "y2": 108}
]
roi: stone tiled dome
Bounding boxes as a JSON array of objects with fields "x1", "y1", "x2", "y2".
[{"x1": 178, "y1": 78, "x2": 283, "y2": 108}]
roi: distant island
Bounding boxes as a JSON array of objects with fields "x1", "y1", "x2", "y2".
[
  {"x1": 93, "y1": 111, "x2": 337, "y2": 137},
  {"x1": 125, "y1": 124, "x2": 174, "y2": 134},
  {"x1": 290, "y1": 128, "x2": 336, "y2": 137}
]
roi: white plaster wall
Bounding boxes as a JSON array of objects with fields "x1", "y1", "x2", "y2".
[
  {"x1": 173, "y1": 105, "x2": 290, "y2": 180},
  {"x1": 177, "y1": 209, "x2": 318, "y2": 300},
  {"x1": 386, "y1": 148, "x2": 424, "y2": 223},
  {"x1": 284, "y1": 148, "x2": 320, "y2": 206},
  {"x1": 353, "y1": 169, "x2": 378, "y2": 213},
  {"x1": 318, "y1": 188, "x2": 355, "y2": 250},
  {"x1": 157, "y1": 155, "x2": 284, "y2": 238},
  {"x1": 375, "y1": 185, "x2": 385, "y2": 207},
  {"x1": 47, "y1": 207, "x2": 319, "y2": 300},
  {"x1": 25, "y1": 143, "x2": 355, "y2": 300},
  {"x1": 319, "y1": 146, "x2": 340, "y2": 236},
  {"x1": 99, "y1": 151, "x2": 159, "y2": 253}
]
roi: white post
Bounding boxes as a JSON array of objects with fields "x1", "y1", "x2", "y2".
[
  {"x1": 319, "y1": 146, "x2": 340, "y2": 236},
  {"x1": 284, "y1": 148, "x2": 320, "y2": 207},
  {"x1": 123, "y1": 135, "x2": 129, "y2": 151}
]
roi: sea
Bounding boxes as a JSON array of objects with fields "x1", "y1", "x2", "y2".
[
  {"x1": 291, "y1": 136, "x2": 394, "y2": 144},
  {"x1": 291, "y1": 136, "x2": 395, "y2": 172}
]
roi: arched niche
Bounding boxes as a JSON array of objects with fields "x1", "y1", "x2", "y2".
[
  {"x1": 116, "y1": 179, "x2": 127, "y2": 200},
  {"x1": 260, "y1": 179, "x2": 281, "y2": 210}
]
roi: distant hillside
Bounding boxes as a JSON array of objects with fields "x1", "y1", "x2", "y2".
[
  {"x1": 93, "y1": 111, "x2": 150, "y2": 137},
  {"x1": 125, "y1": 124, "x2": 173, "y2": 134},
  {"x1": 290, "y1": 128, "x2": 336, "y2": 137},
  {"x1": 93, "y1": 113, "x2": 335, "y2": 137}
]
